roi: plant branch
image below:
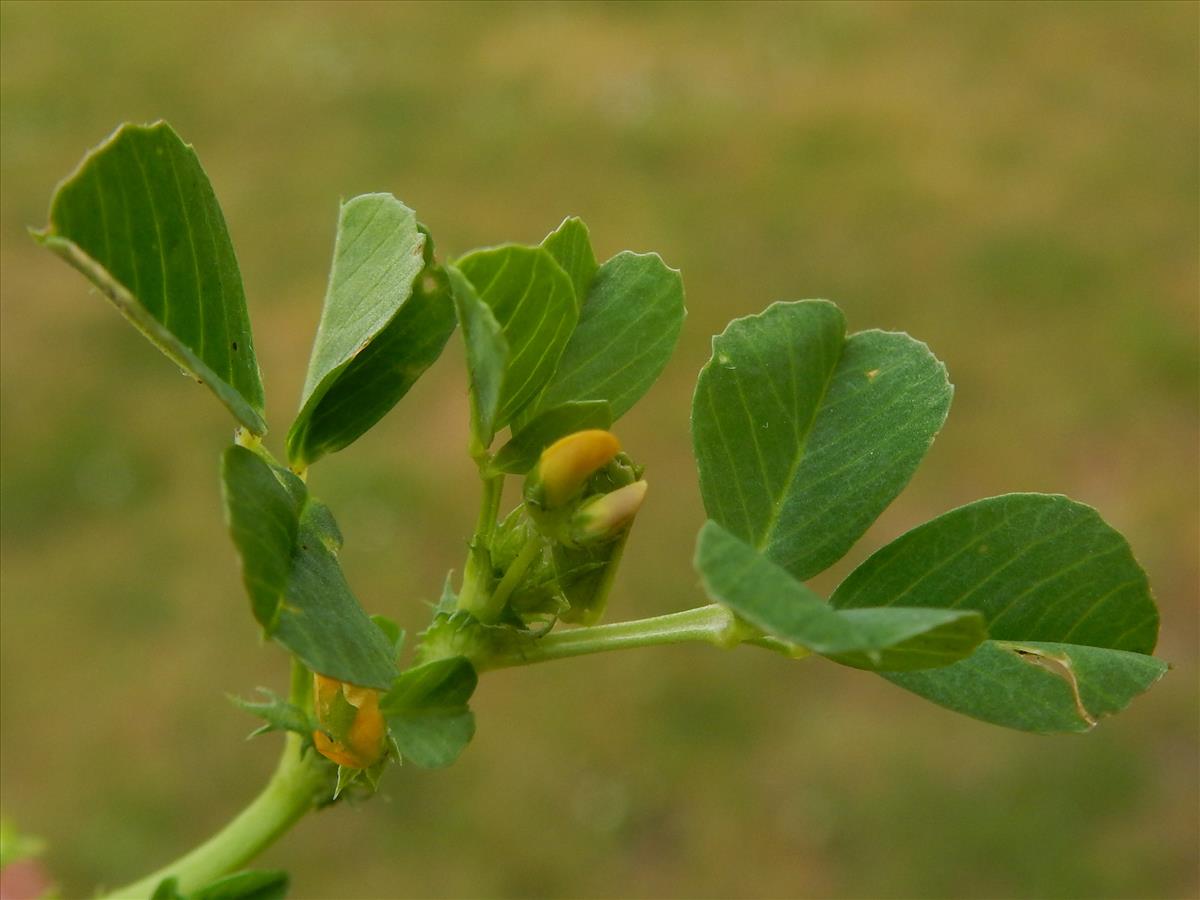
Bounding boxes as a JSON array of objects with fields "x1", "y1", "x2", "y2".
[
  {"x1": 476, "y1": 604, "x2": 811, "y2": 671},
  {"x1": 105, "y1": 733, "x2": 332, "y2": 899},
  {"x1": 105, "y1": 660, "x2": 331, "y2": 898},
  {"x1": 457, "y1": 468, "x2": 505, "y2": 622}
]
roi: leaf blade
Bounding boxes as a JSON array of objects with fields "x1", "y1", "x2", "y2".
[
  {"x1": 692, "y1": 300, "x2": 952, "y2": 580},
  {"x1": 832, "y1": 493, "x2": 1164, "y2": 731},
  {"x1": 287, "y1": 226, "x2": 455, "y2": 466},
  {"x1": 221, "y1": 446, "x2": 399, "y2": 689},
  {"x1": 454, "y1": 245, "x2": 578, "y2": 440},
  {"x1": 380, "y1": 656, "x2": 478, "y2": 769},
  {"x1": 521, "y1": 250, "x2": 685, "y2": 424},
  {"x1": 448, "y1": 264, "x2": 508, "y2": 445},
  {"x1": 36, "y1": 122, "x2": 266, "y2": 432},
  {"x1": 540, "y1": 216, "x2": 597, "y2": 307},
  {"x1": 884, "y1": 640, "x2": 1168, "y2": 732},
  {"x1": 830, "y1": 493, "x2": 1159, "y2": 652},
  {"x1": 288, "y1": 195, "x2": 436, "y2": 465},
  {"x1": 695, "y1": 521, "x2": 985, "y2": 671}
]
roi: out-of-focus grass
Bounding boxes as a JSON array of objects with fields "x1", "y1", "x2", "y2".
[{"x1": 1, "y1": 2, "x2": 1196, "y2": 897}]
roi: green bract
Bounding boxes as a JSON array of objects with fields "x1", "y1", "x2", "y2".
[{"x1": 36, "y1": 121, "x2": 1168, "y2": 896}]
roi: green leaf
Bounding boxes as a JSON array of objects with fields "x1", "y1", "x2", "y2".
[
  {"x1": 695, "y1": 521, "x2": 986, "y2": 671},
  {"x1": 453, "y1": 245, "x2": 578, "y2": 442},
  {"x1": 287, "y1": 197, "x2": 450, "y2": 467},
  {"x1": 447, "y1": 265, "x2": 508, "y2": 445},
  {"x1": 34, "y1": 122, "x2": 266, "y2": 433},
  {"x1": 190, "y1": 870, "x2": 289, "y2": 900},
  {"x1": 221, "y1": 445, "x2": 399, "y2": 689},
  {"x1": 380, "y1": 656, "x2": 477, "y2": 769},
  {"x1": 540, "y1": 216, "x2": 597, "y2": 305},
  {"x1": 489, "y1": 400, "x2": 612, "y2": 475},
  {"x1": 884, "y1": 641, "x2": 1168, "y2": 733},
  {"x1": 830, "y1": 494, "x2": 1159, "y2": 651},
  {"x1": 692, "y1": 300, "x2": 952, "y2": 580},
  {"x1": 518, "y1": 251, "x2": 685, "y2": 426},
  {"x1": 830, "y1": 493, "x2": 1164, "y2": 730}
]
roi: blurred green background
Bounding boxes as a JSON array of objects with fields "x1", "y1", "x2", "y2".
[{"x1": 2, "y1": 2, "x2": 1197, "y2": 897}]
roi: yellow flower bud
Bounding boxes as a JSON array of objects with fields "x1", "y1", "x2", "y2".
[
  {"x1": 527, "y1": 429, "x2": 621, "y2": 510},
  {"x1": 312, "y1": 673, "x2": 386, "y2": 769},
  {"x1": 570, "y1": 480, "x2": 648, "y2": 545}
]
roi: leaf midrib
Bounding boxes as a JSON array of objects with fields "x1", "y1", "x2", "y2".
[{"x1": 752, "y1": 333, "x2": 844, "y2": 553}]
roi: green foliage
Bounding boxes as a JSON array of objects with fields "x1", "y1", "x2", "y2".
[
  {"x1": 286, "y1": 198, "x2": 455, "y2": 467},
  {"x1": 33, "y1": 122, "x2": 266, "y2": 433},
  {"x1": 696, "y1": 522, "x2": 986, "y2": 671},
  {"x1": 381, "y1": 657, "x2": 478, "y2": 769},
  {"x1": 33, "y1": 120, "x2": 1169, "y2": 894},
  {"x1": 539, "y1": 216, "x2": 597, "y2": 304},
  {"x1": 692, "y1": 308, "x2": 1163, "y2": 733},
  {"x1": 220, "y1": 445, "x2": 398, "y2": 690},
  {"x1": 515, "y1": 250, "x2": 685, "y2": 426},
  {"x1": 693, "y1": 300, "x2": 951, "y2": 580},
  {"x1": 831, "y1": 493, "x2": 1162, "y2": 729},
  {"x1": 452, "y1": 245, "x2": 577, "y2": 445}
]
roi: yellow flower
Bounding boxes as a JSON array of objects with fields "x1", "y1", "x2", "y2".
[
  {"x1": 526, "y1": 429, "x2": 621, "y2": 510},
  {"x1": 312, "y1": 673, "x2": 386, "y2": 769},
  {"x1": 570, "y1": 480, "x2": 648, "y2": 545}
]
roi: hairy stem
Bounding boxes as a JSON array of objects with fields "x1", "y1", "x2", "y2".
[{"x1": 476, "y1": 604, "x2": 810, "y2": 671}]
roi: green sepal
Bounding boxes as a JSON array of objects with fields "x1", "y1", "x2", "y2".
[
  {"x1": 435, "y1": 571, "x2": 459, "y2": 615},
  {"x1": 552, "y1": 531, "x2": 629, "y2": 626},
  {"x1": 229, "y1": 688, "x2": 315, "y2": 741}
]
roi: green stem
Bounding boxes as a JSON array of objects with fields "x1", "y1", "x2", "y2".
[
  {"x1": 476, "y1": 604, "x2": 810, "y2": 671},
  {"x1": 106, "y1": 734, "x2": 331, "y2": 898},
  {"x1": 458, "y1": 470, "x2": 505, "y2": 621},
  {"x1": 488, "y1": 530, "x2": 543, "y2": 612},
  {"x1": 106, "y1": 660, "x2": 330, "y2": 898}
]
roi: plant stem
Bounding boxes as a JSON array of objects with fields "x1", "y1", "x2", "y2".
[
  {"x1": 476, "y1": 604, "x2": 810, "y2": 671},
  {"x1": 457, "y1": 470, "x2": 505, "y2": 622},
  {"x1": 106, "y1": 660, "x2": 330, "y2": 898},
  {"x1": 105, "y1": 734, "x2": 331, "y2": 898},
  {"x1": 488, "y1": 530, "x2": 542, "y2": 612}
]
